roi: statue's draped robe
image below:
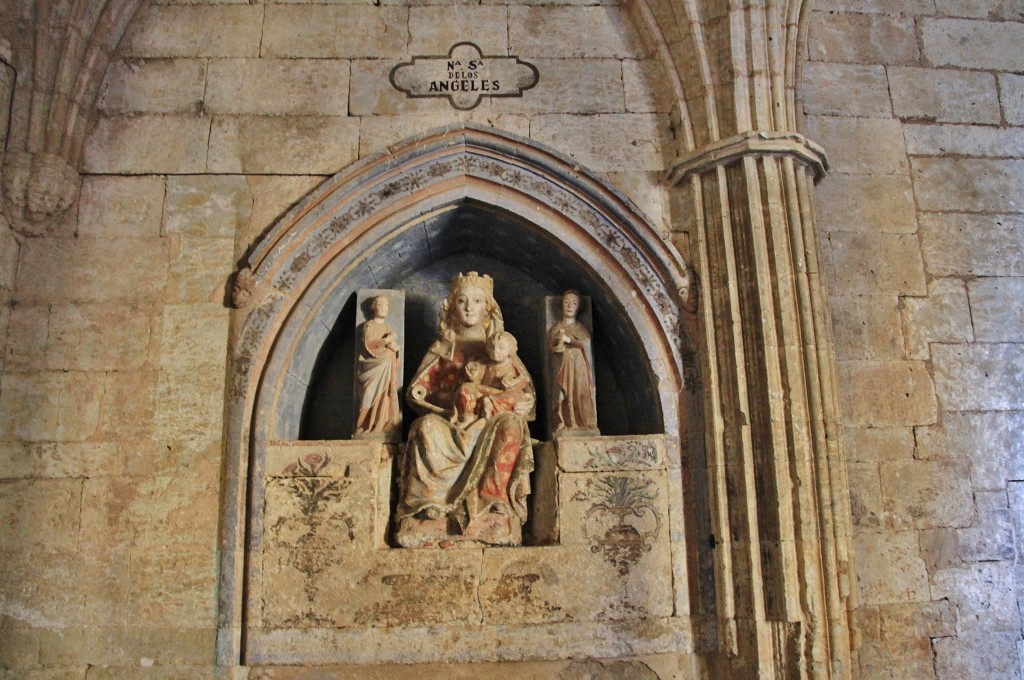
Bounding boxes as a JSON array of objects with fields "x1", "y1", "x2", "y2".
[
  {"x1": 549, "y1": 319, "x2": 597, "y2": 430},
  {"x1": 355, "y1": 319, "x2": 401, "y2": 433}
]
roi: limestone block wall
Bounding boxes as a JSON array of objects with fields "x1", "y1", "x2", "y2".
[{"x1": 804, "y1": 3, "x2": 1024, "y2": 678}]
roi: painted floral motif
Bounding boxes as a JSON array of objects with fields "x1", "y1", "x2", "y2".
[
  {"x1": 584, "y1": 440, "x2": 660, "y2": 470},
  {"x1": 578, "y1": 475, "x2": 661, "y2": 576}
]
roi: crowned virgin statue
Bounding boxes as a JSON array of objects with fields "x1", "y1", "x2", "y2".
[{"x1": 396, "y1": 272, "x2": 536, "y2": 547}]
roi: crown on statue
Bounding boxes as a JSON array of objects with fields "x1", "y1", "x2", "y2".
[{"x1": 452, "y1": 271, "x2": 493, "y2": 297}]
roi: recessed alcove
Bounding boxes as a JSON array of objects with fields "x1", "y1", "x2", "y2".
[{"x1": 299, "y1": 200, "x2": 661, "y2": 442}]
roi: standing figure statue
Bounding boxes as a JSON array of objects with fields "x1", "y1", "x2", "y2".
[
  {"x1": 548, "y1": 290, "x2": 598, "y2": 435},
  {"x1": 354, "y1": 294, "x2": 402, "y2": 438},
  {"x1": 396, "y1": 272, "x2": 536, "y2": 547}
]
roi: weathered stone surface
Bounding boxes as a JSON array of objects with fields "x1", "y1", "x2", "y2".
[
  {"x1": 805, "y1": 116, "x2": 908, "y2": 175},
  {"x1": 902, "y1": 278, "x2": 973, "y2": 359},
  {"x1": 933, "y1": 630, "x2": 1021, "y2": 680},
  {"x1": 1000, "y1": 73, "x2": 1024, "y2": 126},
  {"x1": 0, "y1": 371, "x2": 103, "y2": 442},
  {"x1": 888, "y1": 67, "x2": 1000, "y2": 124},
  {"x1": 97, "y1": 58, "x2": 207, "y2": 114},
  {"x1": 827, "y1": 232, "x2": 926, "y2": 295},
  {"x1": 919, "y1": 528, "x2": 963, "y2": 573},
  {"x1": 77, "y1": 176, "x2": 165, "y2": 239},
  {"x1": 814, "y1": 174, "x2": 917, "y2": 233},
  {"x1": 879, "y1": 458, "x2": 973, "y2": 530},
  {"x1": 1010, "y1": 482, "x2": 1024, "y2": 562},
  {"x1": 934, "y1": 0, "x2": 1024, "y2": 19},
  {"x1": 916, "y1": 411, "x2": 1024, "y2": 491},
  {"x1": 98, "y1": 372, "x2": 158, "y2": 443},
  {"x1": 349, "y1": 59, "x2": 457, "y2": 116},
  {"x1": 84, "y1": 115, "x2": 210, "y2": 174},
  {"x1": 208, "y1": 116, "x2": 359, "y2": 174},
  {"x1": 877, "y1": 601, "x2": 955, "y2": 641},
  {"x1": 163, "y1": 175, "x2": 253, "y2": 239},
  {"x1": 16, "y1": 238, "x2": 168, "y2": 304},
  {"x1": 923, "y1": 18, "x2": 1024, "y2": 71},
  {"x1": 37, "y1": 627, "x2": 130, "y2": 667},
  {"x1": 829, "y1": 294, "x2": 904, "y2": 359},
  {"x1": 808, "y1": 12, "x2": 920, "y2": 65},
  {"x1": 932, "y1": 343, "x2": 1024, "y2": 412},
  {"x1": 844, "y1": 426, "x2": 914, "y2": 463},
  {"x1": 853, "y1": 531, "x2": 929, "y2": 604},
  {"x1": 0, "y1": 479, "x2": 82, "y2": 551},
  {"x1": 357, "y1": 113, "x2": 530, "y2": 156},
  {"x1": 957, "y1": 490, "x2": 1015, "y2": 562},
  {"x1": 837, "y1": 360, "x2": 937, "y2": 427},
  {"x1": 3, "y1": 304, "x2": 49, "y2": 369},
  {"x1": 127, "y1": 551, "x2": 217, "y2": 627},
  {"x1": 812, "y1": 0, "x2": 934, "y2": 12},
  {"x1": 531, "y1": 114, "x2": 669, "y2": 172},
  {"x1": 205, "y1": 59, "x2": 350, "y2": 115},
  {"x1": 501, "y1": 59, "x2": 625, "y2": 115},
  {"x1": 46, "y1": 304, "x2": 153, "y2": 371},
  {"x1": 0, "y1": 442, "x2": 123, "y2": 479},
  {"x1": 166, "y1": 236, "x2": 235, "y2": 304},
  {"x1": 622, "y1": 59, "x2": 672, "y2": 114},
  {"x1": 904, "y1": 123, "x2": 1024, "y2": 158},
  {"x1": 600, "y1": 172, "x2": 667, "y2": 233},
  {"x1": 847, "y1": 462, "x2": 882, "y2": 529},
  {"x1": 153, "y1": 306, "x2": 230, "y2": 445},
  {"x1": 919, "y1": 213, "x2": 1024, "y2": 277},
  {"x1": 801, "y1": 63, "x2": 892, "y2": 118},
  {"x1": 912, "y1": 157, "x2": 1024, "y2": 213},
  {"x1": 968, "y1": 277, "x2": 1024, "y2": 342},
  {"x1": 857, "y1": 639, "x2": 935, "y2": 680},
  {"x1": 122, "y1": 5, "x2": 263, "y2": 58},
  {"x1": 408, "y1": 6, "x2": 508, "y2": 56},
  {"x1": 557, "y1": 435, "x2": 667, "y2": 472},
  {"x1": 509, "y1": 7, "x2": 637, "y2": 59},
  {"x1": 262, "y1": 6, "x2": 408, "y2": 58}
]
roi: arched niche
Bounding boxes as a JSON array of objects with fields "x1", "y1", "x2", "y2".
[{"x1": 218, "y1": 124, "x2": 705, "y2": 664}]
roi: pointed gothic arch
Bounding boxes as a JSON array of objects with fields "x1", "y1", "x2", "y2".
[{"x1": 217, "y1": 124, "x2": 705, "y2": 664}]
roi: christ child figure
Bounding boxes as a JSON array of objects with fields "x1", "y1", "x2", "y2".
[{"x1": 451, "y1": 331, "x2": 529, "y2": 428}]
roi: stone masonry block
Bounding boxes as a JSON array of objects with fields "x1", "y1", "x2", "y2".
[
  {"x1": 829, "y1": 294, "x2": 904, "y2": 360},
  {"x1": 409, "y1": 6, "x2": 508, "y2": 56},
  {"x1": 879, "y1": 458, "x2": 973, "y2": 530},
  {"x1": 812, "y1": 0, "x2": 934, "y2": 13},
  {"x1": 530, "y1": 114, "x2": 669, "y2": 172},
  {"x1": 37, "y1": 627, "x2": 131, "y2": 667},
  {"x1": 916, "y1": 411, "x2": 1024, "y2": 492},
  {"x1": 262, "y1": 6, "x2": 408, "y2": 58},
  {"x1": 808, "y1": 11, "x2": 919, "y2": 65},
  {"x1": 877, "y1": 601, "x2": 955, "y2": 641},
  {"x1": 242, "y1": 175, "x2": 324, "y2": 253},
  {"x1": 349, "y1": 59, "x2": 460, "y2": 116},
  {"x1": 904, "y1": 124, "x2": 1024, "y2": 158},
  {"x1": 16, "y1": 237, "x2": 169, "y2": 304},
  {"x1": 44, "y1": 304, "x2": 154, "y2": 372},
  {"x1": 0, "y1": 479, "x2": 83, "y2": 551},
  {"x1": 913, "y1": 158, "x2": 1024, "y2": 213},
  {"x1": 208, "y1": 116, "x2": 359, "y2": 174},
  {"x1": 844, "y1": 426, "x2": 914, "y2": 463},
  {"x1": 0, "y1": 371, "x2": 103, "y2": 442},
  {"x1": 78, "y1": 176, "x2": 165, "y2": 239},
  {"x1": 826, "y1": 231, "x2": 927, "y2": 295},
  {"x1": 934, "y1": 0, "x2": 1024, "y2": 19},
  {"x1": 932, "y1": 343, "x2": 1024, "y2": 412},
  {"x1": 853, "y1": 530, "x2": 929, "y2": 605},
  {"x1": 957, "y1": 490, "x2": 1015, "y2": 563},
  {"x1": 98, "y1": 371, "x2": 158, "y2": 443},
  {"x1": 205, "y1": 59, "x2": 350, "y2": 116},
  {"x1": 857, "y1": 639, "x2": 935, "y2": 680},
  {"x1": 4, "y1": 304, "x2": 49, "y2": 370},
  {"x1": 847, "y1": 461, "x2": 882, "y2": 529},
  {"x1": 933, "y1": 631, "x2": 1021, "y2": 680},
  {"x1": 919, "y1": 213, "x2": 1024, "y2": 277},
  {"x1": 84, "y1": 115, "x2": 210, "y2": 174},
  {"x1": 97, "y1": 58, "x2": 207, "y2": 114},
  {"x1": 623, "y1": 59, "x2": 673, "y2": 114},
  {"x1": 163, "y1": 175, "x2": 253, "y2": 239},
  {"x1": 166, "y1": 236, "x2": 235, "y2": 304},
  {"x1": 836, "y1": 360, "x2": 937, "y2": 427},
  {"x1": 968, "y1": 277, "x2": 1024, "y2": 342},
  {"x1": 889, "y1": 67, "x2": 999, "y2": 125},
  {"x1": 500, "y1": 59, "x2": 626, "y2": 115},
  {"x1": 0, "y1": 441, "x2": 123, "y2": 480},
  {"x1": 1010, "y1": 482, "x2": 1024, "y2": 562},
  {"x1": 358, "y1": 113, "x2": 530, "y2": 157},
  {"x1": 122, "y1": 4, "x2": 263, "y2": 58},
  {"x1": 815, "y1": 174, "x2": 917, "y2": 233},
  {"x1": 1000, "y1": 73, "x2": 1024, "y2": 126},
  {"x1": 902, "y1": 278, "x2": 973, "y2": 360},
  {"x1": 923, "y1": 18, "x2": 1024, "y2": 72},
  {"x1": 805, "y1": 116, "x2": 908, "y2": 175},
  {"x1": 601, "y1": 172, "x2": 668, "y2": 233},
  {"x1": 127, "y1": 550, "x2": 217, "y2": 628},
  {"x1": 800, "y1": 63, "x2": 892, "y2": 118},
  {"x1": 509, "y1": 7, "x2": 638, "y2": 59}
]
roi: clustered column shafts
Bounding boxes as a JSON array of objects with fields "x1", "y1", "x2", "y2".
[{"x1": 673, "y1": 143, "x2": 854, "y2": 679}]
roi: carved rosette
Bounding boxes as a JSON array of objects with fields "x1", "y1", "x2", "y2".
[{"x1": 0, "y1": 151, "x2": 80, "y2": 236}]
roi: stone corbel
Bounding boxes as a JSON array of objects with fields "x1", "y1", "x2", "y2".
[
  {"x1": 667, "y1": 130, "x2": 829, "y2": 186},
  {"x1": 0, "y1": 150, "x2": 81, "y2": 237}
]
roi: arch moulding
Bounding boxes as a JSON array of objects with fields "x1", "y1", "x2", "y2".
[{"x1": 217, "y1": 124, "x2": 706, "y2": 666}]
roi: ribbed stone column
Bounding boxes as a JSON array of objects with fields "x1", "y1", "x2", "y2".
[{"x1": 669, "y1": 133, "x2": 855, "y2": 680}]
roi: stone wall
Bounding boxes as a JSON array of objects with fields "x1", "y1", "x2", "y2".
[
  {"x1": 0, "y1": 0, "x2": 1021, "y2": 678},
  {"x1": 804, "y1": 2, "x2": 1024, "y2": 678}
]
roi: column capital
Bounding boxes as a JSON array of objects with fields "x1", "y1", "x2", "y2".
[{"x1": 667, "y1": 131, "x2": 829, "y2": 186}]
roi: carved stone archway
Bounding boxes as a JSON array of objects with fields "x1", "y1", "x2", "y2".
[{"x1": 218, "y1": 124, "x2": 705, "y2": 666}]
